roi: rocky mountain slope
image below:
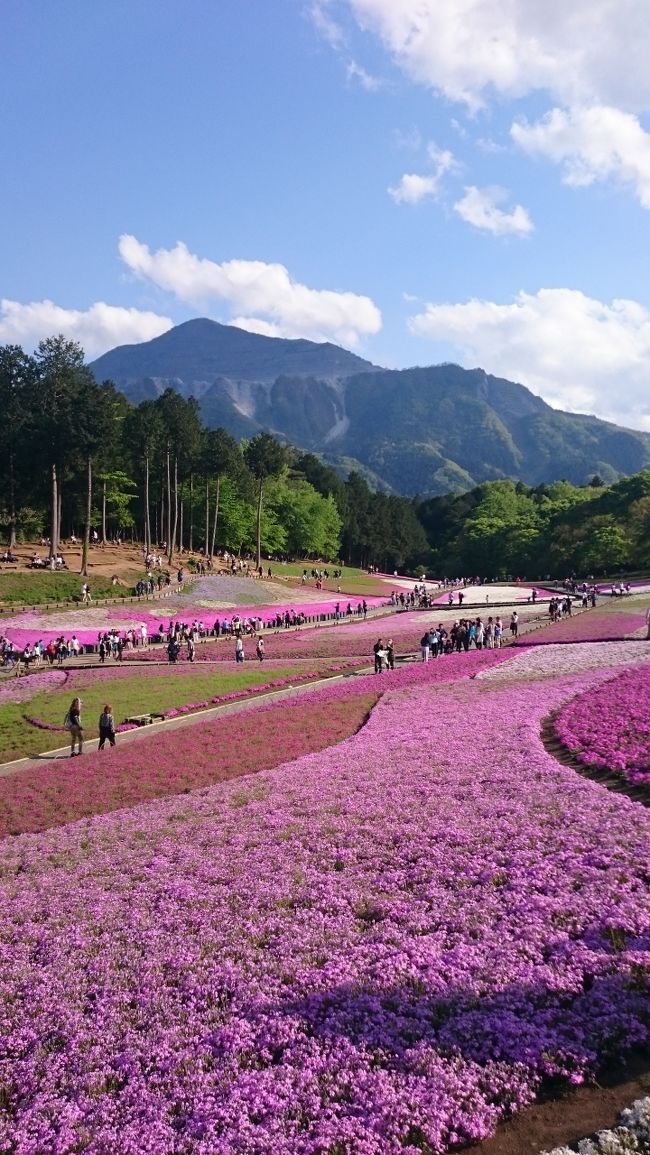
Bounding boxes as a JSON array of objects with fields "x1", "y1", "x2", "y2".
[{"x1": 90, "y1": 318, "x2": 650, "y2": 495}]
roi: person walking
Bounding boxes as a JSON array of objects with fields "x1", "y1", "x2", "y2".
[
  {"x1": 235, "y1": 635, "x2": 245, "y2": 663},
  {"x1": 386, "y1": 638, "x2": 395, "y2": 670},
  {"x1": 510, "y1": 611, "x2": 519, "y2": 638},
  {"x1": 373, "y1": 638, "x2": 384, "y2": 674},
  {"x1": 66, "y1": 697, "x2": 83, "y2": 757},
  {"x1": 420, "y1": 630, "x2": 430, "y2": 662},
  {"x1": 256, "y1": 636, "x2": 265, "y2": 662},
  {"x1": 98, "y1": 704, "x2": 116, "y2": 750}
]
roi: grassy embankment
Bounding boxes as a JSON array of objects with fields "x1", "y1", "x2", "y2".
[
  {"x1": 0, "y1": 662, "x2": 349, "y2": 761},
  {"x1": 0, "y1": 571, "x2": 144, "y2": 605}
]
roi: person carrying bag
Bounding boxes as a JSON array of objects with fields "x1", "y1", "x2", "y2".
[
  {"x1": 98, "y1": 703, "x2": 116, "y2": 750},
  {"x1": 65, "y1": 697, "x2": 84, "y2": 757}
]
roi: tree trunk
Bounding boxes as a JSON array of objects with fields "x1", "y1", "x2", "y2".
[
  {"x1": 50, "y1": 463, "x2": 58, "y2": 559},
  {"x1": 210, "y1": 475, "x2": 221, "y2": 559},
  {"x1": 7, "y1": 451, "x2": 17, "y2": 549},
  {"x1": 179, "y1": 483, "x2": 184, "y2": 552},
  {"x1": 81, "y1": 456, "x2": 92, "y2": 576},
  {"x1": 144, "y1": 449, "x2": 151, "y2": 556},
  {"x1": 166, "y1": 445, "x2": 171, "y2": 552},
  {"x1": 101, "y1": 478, "x2": 107, "y2": 546},
  {"x1": 188, "y1": 473, "x2": 194, "y2": 552},
  {"x1": 57, "y1": 476, "x2": 62, "y2": 553},
  {"x1": 256, "y1": 480, "x2": 263, "y2": 570},
  {"x1": 168, "y1": 456, "x2": 178, "y2": 566},
  {"x1": 205, "y1": 479, "x2": 210, "y2": 556}
]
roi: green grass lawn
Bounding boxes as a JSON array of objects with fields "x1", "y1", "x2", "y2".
[
  {"x1": 0, "y1": 662, "x2": 340, "y2": 761},
  {"x1": 0, "y1": 570, "x2": 144, "y2": 605},
  {"x1": 274, "y1": 562, "x2": 394, "y2": 597}
]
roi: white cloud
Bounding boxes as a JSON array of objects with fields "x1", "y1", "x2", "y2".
[
  {"x1": 512, "y1": 104, "x2": 650, "y2": 208},
  {"x1": 408, "y1": 287, "x2": 650, "y2": 429},
  {"x1": 388, "y1": 172, "x2": 440, "y2": 204},
  {"x1": 229, "y1": 316, "x2": 284, "y2": 339},
  {"x1": 388, "y1": 142, "x2": 457, "y2": 203},
  {"x1": 339, "y1": 0, "x2": 650, "y2": 113},
  {"x1": 0, "y1": 299, "x2": 173, "y2": 359},
  {"x1": 118, "y1": 235, "x2": 382, "y2": 346},
  {"x1": 346, "y1": 58, "x2": 382, "y2": 90},
  {"x1": 453, "y1": 185, "x2": 534, "y2": 235},
  {"x1": 309, "y1": 1, "x2": 347, "y2": 48}
]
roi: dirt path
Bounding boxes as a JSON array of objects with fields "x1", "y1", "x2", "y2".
[{"x1": 462, "y1": 1053, "x2": 650, "y2": 1154}]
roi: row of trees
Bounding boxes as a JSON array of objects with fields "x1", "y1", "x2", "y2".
[{"x1": 0, "y1": 338, "x2": 428, "y2": 574}]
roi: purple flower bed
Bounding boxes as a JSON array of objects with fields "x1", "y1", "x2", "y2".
[
  {"x1": 553, "y1": 664, "x2": 650, "y2": 786},
  {"x1": 0, "y1": 668, "x2": 648, "y2": 1153}
]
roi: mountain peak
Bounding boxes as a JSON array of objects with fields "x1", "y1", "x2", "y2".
[{"x1": 90, "y1": 318, "x2": 377, "y2": 385}]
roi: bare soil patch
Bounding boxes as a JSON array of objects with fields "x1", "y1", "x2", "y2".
[{"x1": 462, "y1": 1052, "x2": 650, "y2": 1154}]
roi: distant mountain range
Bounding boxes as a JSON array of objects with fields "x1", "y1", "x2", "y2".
[{"x1": 90, "y1": 318, "x2": 650, "y2": 496}]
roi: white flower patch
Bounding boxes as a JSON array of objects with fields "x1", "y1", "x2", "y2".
[{"x1": 476, "y1": 641, "x2": 650, "y2": 683}]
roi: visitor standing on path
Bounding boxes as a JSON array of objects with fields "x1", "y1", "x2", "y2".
[
  {"x1": 98, "y1": 704, "x2": 116, "y2": 750},
  {"x1": 235, "y1": 635, "x2": 245, "y2": 663},
  {"x1": 373, "y1": 638, "x2": 384, "y2": 674},
  {"x1": 256, "y1": 637, "x2": 265, "y2": 662},
  {"x1": 66, "y1": 697, "x2": 83, "y2": 757}
]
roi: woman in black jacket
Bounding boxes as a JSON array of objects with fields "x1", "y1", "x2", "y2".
[{"x1": 67, "y1": 697, "x2": 83, "y2": 757}]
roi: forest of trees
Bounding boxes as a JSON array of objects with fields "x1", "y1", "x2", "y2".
[
  {"x1": 417, "y1": 474, "x2": 650, "y2": 578},
  {"x1": 0, "y1": 338, "x2": 428, "y2": 573},
  {"x1": 1, "y1": 337, "x2": 649, "y2": 579}
]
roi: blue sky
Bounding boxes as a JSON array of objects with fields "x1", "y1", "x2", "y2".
[{"x1": 3, "y1": 0, "x2": 650, "y2": 430}]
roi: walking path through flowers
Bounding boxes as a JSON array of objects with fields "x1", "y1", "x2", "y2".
[{"x1": 0, "y1": 579, "x2": 648, "y2": 1154}]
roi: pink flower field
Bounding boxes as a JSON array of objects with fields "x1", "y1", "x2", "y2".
[
  {"x1": 513, "y1": 608, "x2": 645, "y2": 645},
  {"x1": 0, "y1": 592, "x2": 390, "y2": 648},
  {"x1": 553, "y1": 663, "x2": 650, "y2": 787},
  {"x1": 0, "y1": 648, "x2": 648, "y2": 1153},
  {"x1": 0, "y1": 649, "x2": 510, "y2": 837}
]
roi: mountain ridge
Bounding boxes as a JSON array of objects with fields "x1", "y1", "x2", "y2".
[{"x1": 90, "y1": 318, "x2": 650, "y2": 496}]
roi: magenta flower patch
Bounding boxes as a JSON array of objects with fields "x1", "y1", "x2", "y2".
[{"x1": 553, "y1": 664, "x2": 650, "y2": 787}]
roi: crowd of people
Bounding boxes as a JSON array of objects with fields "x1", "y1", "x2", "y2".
[
  {"x1": 30, "y1": 553, "x2": 67, "y2": 570},
  {"x1": 372, "y1": 612, "x2": 524, "y2": 671},
  {"x1": 0, "y1": 634, "x2": 86, "y2": 668}
]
